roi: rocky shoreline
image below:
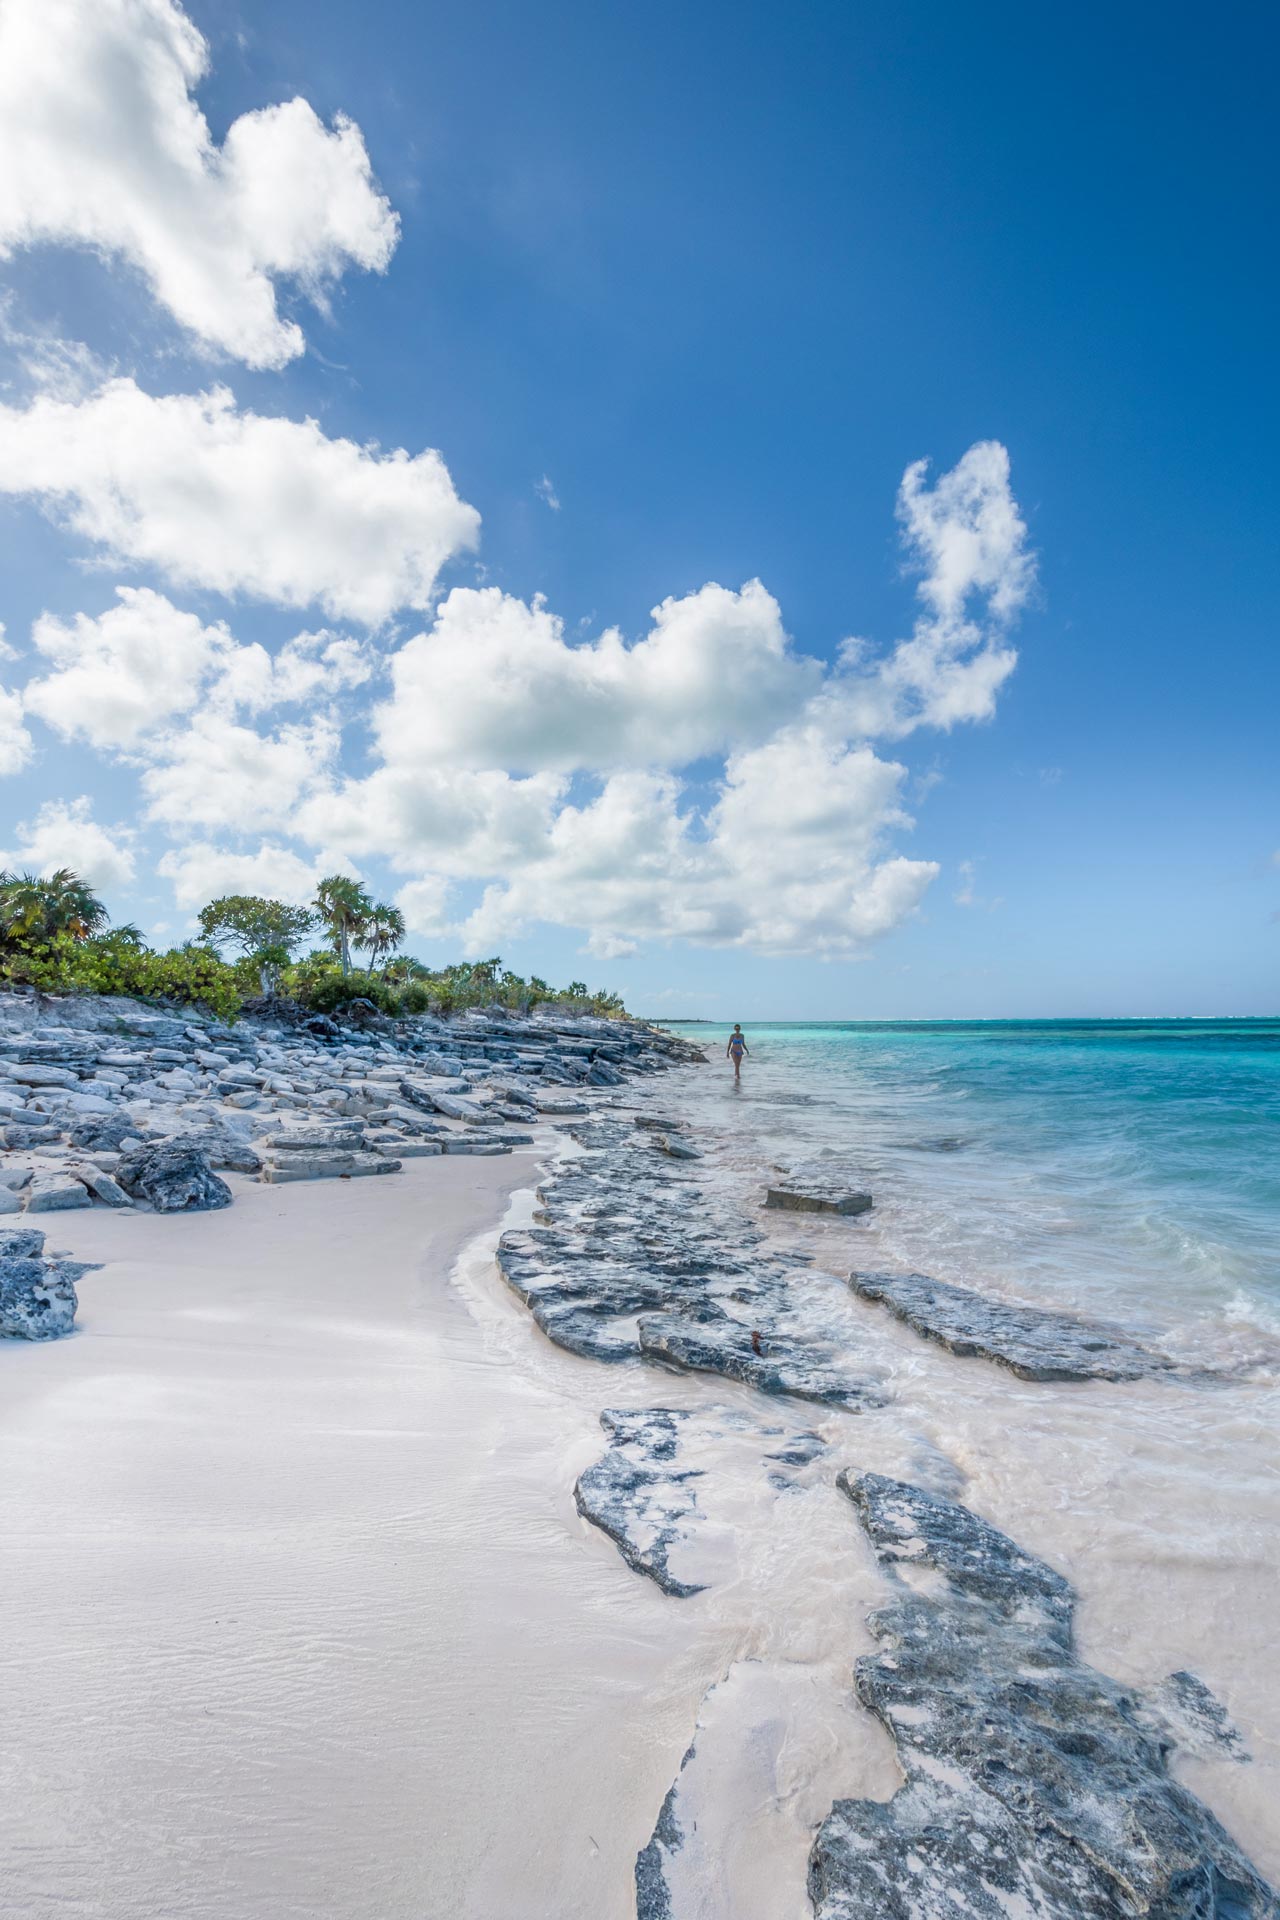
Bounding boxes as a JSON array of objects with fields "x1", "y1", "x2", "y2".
[
  {"x1": 492, "y1": 1076, "x2": 1277, "y2": 1914},
  {"x1": 5, "y1": 992, "x2": 1274, "y2": 1917},
  {"x1": 0, "y1": 986, "x2": 701, "y2": 1337}
]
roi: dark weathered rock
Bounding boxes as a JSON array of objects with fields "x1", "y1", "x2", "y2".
[
  {"x1": 633, "y1": 1114, "x2": 686, "y2": 1133},
  {"x1": 638, "y1": 1311, "x2": 882, "y2": 1410},
  {"x1": 178, "y1": 1129, "x2": 263, "y2": 1174},
  {"x1": 652, "y1": 1132, "x2": 702, "y2": 1160},
  {"x1": 808, "y1": 1471, "x2": 1278, "y2": 1918},
  {"x1": 0, "y1": 1228, "x2": 94, "y2": 1339},
  {"x1": 766, "y1": 1185, "x2": 873, "y2": 1217},
  {"x1": 848, "y1": 1269, "x2": 1173, "y2": 1382},
  {"x1": 67, "y1": 1115, "x2": 135, "y2": 1153},
  {"x1": 115, "y1": 1141, "x2": 233, "y2": 1213},
  {"x1": 575, "y1": 1409, "x2": 706, "y2": 1596},
  {"x1": 497, "y1": 1115, "x2": 885, "y2": 1409}
]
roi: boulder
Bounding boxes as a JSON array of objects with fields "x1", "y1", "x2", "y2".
[
  {"x1": 652, "y1": 1133, "x2": 702, "y2": 1160},
  {"x1": 24, "y1": 1174, "x2": 93, "y2": 1213},
  {"x1": 115, "y1": 1142, "x2": 233, "y2": 1213},
  {"x1": 73, "y1": 1165, "x2": 133, "y2": 1208},
  {"x1": 765, "y1": 1185, "x2": 873, "y2": 1217},
  {"x1": 0, "y1": 1228, "x2": 91, "y2": 1339}
]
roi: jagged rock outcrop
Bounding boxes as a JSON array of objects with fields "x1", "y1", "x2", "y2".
[
  {"x1": 0, "y1": 1226, "x2": 94, "y2": 1339},
  {"x1": 115, "y1": 1141, "x2": 233, "y2": 1213},
  {"x1": 848, "y1": 1269, "x2": 1173, "y2": 1382},
  {"x1": 497, "y1": 1116, "x2": 885, "y2": 1409},
  {"x1": 807, "y1": 1471, "x2": 1278, "y2": 1918}
]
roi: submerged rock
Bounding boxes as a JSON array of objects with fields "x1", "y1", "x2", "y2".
[
  {"x1": 638, "y1": 1310, "x2": 882, "y2": 1410},
  {"x1": 115, "y1": 1141, "x2": 232, "y2": 1213},
  {"x1": 575, "y1": 1409, "x2": 707, "y2": 1597},
  {"x1": 765, "y1": 1184, "x2": 873, "y2": 1217},
  {"x1": 848, "y1": 1269, "x2": 1173, "y2": 1382},
  {"x1": 807, "y1": 1471, "x2": 1278, "y2": 1918}
]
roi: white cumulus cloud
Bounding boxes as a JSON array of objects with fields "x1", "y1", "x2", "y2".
[
  {"x1": 24, "y1": 587, "x2": 234, "y2": 748},
  {"x1": 2, "y1": 795, "x2": 135, "y2": 891},
  {"x1": 0, "y1": 379, "x2": 480, "y2": 625},
  {"x1": 374, "y1": 579, "x2": 817, "y2": 773},
  {"x1": 0, "y1": 0, "x2": 398, "y2": 368},
  {"x1": 0, "y1": 685, "x2": 34, "y2": 776},
  {"x1": 156, "y1": 840, "x2": 337, "y2": 912}
]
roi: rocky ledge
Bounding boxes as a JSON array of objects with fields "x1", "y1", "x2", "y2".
[
  {"x1": 849, "y1": 1269, "x2": 1174, "y2": 1382},
  {"x1": 497, "y1": 1115, "x2": 886, "y2": 1409},
  {"x1": 807, "y1": 1471, "x2": 1276, "y2": 1918},
  {"x1": 0, "y1": 988, "x2": 701, "y2": 1336}
]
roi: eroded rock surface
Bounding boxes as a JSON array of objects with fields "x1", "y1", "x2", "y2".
[
  {"x1": 849, "y1": 1269, "x2": 1173, "y2": 1382},
  {"x1": 0, "y1": 992, "x2": 702, "y2": 1218},
  {"x1": 808, "y1": 1471, "x2": 1278, "y2": 1918},
  {"x1": 116, "y1": 1142, "x2": 232, "y2": 1213},
  {"x1": 575, "y1": 1409, "x2": 707, "y2": 1596},
  {"x1": 0, "y1": 1226, "x2": 94, "y2": 1339},
  {"x1": 498, "y1": 1116, "x2": 885, "y2": 1409}
]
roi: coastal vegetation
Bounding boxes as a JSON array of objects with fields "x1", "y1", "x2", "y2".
[{"x1": 0, "y1": 869, "x2": 627, "y2": 1023}]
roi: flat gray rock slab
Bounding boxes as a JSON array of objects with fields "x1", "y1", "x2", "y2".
[
  {"x1": 807, "y1": 1472, "x2": 1277, "y2": 1918},
  {"x1": 766, "y1": 1186, "x2": 872, "y2": 1216},
  {"x1": 498, "y1": 1115, "x2": 886, "y2": 1408},
  {"x1": 575, "y1": 1410, "x2": 706, "y2": 1597},
  {"x1": 24, "y1": 1175, "x2": 92, "y2": 1213},
  {"x1": 849, "y1": 1268, "x2": 1173, "y2": 1381}
]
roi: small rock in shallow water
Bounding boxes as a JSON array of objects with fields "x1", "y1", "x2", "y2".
[
  {"x1": 848, "y1": 1268, "x2": 1173, "y2": 1382},
  {"x1": 575, "y1": 1409, "x2": 707, "y2": 1597},
  {"x1": 765, "y1": 1185, "x2": 873, "y2": 1216}
]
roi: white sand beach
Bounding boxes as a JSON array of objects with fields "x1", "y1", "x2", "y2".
[{"x1": 0, "y1": 1154, "x2": 729, "y2": 1920}]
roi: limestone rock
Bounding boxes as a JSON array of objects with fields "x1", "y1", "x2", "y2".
[
  {"x1": 24, "y1": 1174, "x2": 93, "y2": 1213},
  {"x1": 766, "y1": 1185, "x2": 873, "y2": 1217},
  {"x1": 0, "y1": 1227, "x2": 91, "y2": 1339},
  {"x1": 807, "y1": 1472, "x2": 1278, "y2": 1918},
  {"x1": 115, "y1": 1142, "x2": 232, "y2": 1213},
  {"x1": 848, "y1": 1269, "x2": 1173, "y2": 1382},
  {"x1": 575, "y1": 1409, "x2": 706, "y2": 1596}
]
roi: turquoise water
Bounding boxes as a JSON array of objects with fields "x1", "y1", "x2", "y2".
[{"x1": 671, "y1": 1019, "x2": 1280, "y2": 1356}]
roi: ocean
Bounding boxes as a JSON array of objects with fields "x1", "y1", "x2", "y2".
[{"x1": 670, "y1": 1018, "x2": 1280, "y2": 1362}]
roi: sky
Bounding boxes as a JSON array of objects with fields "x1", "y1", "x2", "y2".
[{"x1": 0, "y1": 0, "x2": 1274, "y2": 1019}]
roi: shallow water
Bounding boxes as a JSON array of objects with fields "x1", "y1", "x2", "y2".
[{"x1": 671, "y1": 1019, "x2": 1280, "y2": 1361}]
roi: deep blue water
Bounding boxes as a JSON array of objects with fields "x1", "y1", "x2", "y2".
[{"x1": 671, "y1": 1020, "x2": 1280, "y2": 1349}]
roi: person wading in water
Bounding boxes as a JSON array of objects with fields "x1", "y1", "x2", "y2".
[{"x1": 726, "y1": 1024, "x2": 749, "y2": 1080}]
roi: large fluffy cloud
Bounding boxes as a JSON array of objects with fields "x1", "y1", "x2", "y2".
[
  {"x1": 0, "y1": 0, "x2": 398, "y2": 368},
  {"x1": 8, "y1": 442, "x2": 1032, "y2": 959},
  {"x1": 375, "y1": 579, "x2": 818, "y2": 772},
  {"x1": 0, "y1": 380, "x2": 479, "y2": 625},
  {"x1": 1, "y1": 796, "x2": 136, "y2": 891},
  {"x1": 24, "y1": 588, "x2": 234, "y2": 747},
  {"x1": 22, "y1": 588, "x2": 377, "y2": 750}
]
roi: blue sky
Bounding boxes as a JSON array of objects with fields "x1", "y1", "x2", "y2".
[{"x1": 0, "y1": 0, "x2": 1274, "y2": 1016}]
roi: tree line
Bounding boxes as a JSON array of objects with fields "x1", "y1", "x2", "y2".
[{"x1": 0, "y1": 868, "x2": 624, "y2": 1023}]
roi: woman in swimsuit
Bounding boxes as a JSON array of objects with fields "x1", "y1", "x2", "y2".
[{"x1": 727, "y1": 1024, "x2": 749, "y2": 1079}]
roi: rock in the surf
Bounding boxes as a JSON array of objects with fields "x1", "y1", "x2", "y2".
[
  {"x1": 575, "y1": 1409, "x2": 707, "y2": 1597},
  {"x1": 766, "y1": 1184, "x2": 873, "y2": 1217},
  {"x1": 807, "y1": 1471, "x2": 1278, "y2": 1918},
  {"x1": 848, "y1": 1268, "x2": 1173, "y2": 1381}
]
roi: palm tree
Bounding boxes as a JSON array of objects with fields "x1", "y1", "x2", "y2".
[
  {"x1": 0, "y1": 869, "x2": 109, "y2": 946},
  {"x1": 361, "y1": 903, "x2": 406, "y2": 974},
  {"x1": 312, "y1": 875, "x2": 374, "y2": 977}
]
